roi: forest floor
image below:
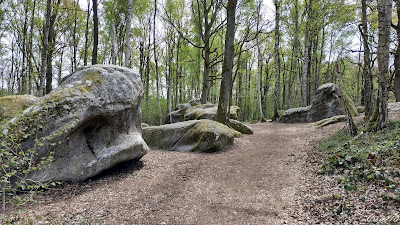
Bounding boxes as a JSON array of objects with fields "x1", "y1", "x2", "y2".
[{"x1": 4, "y1": 111, "x2": 400, "y2": 224}]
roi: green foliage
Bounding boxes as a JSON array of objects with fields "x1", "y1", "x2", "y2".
[
  {"x1": 318, "y1": 120, "x2": 400, "y2": 202},
  {"x1": 141, "y1": 94, "x2": 168, "y2": 125},
  {"x1": 0, "y1": 104, "x2": 76, "y2": 212}
]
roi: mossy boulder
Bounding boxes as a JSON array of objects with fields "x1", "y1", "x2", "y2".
[
  {"x1": 143, "y1": 119, "x2": 241, "y2": 152},
  {"x1": 280, "y1": 83, "x2": 358, "y2": 123},
  {"x1": 1, "y1": 65, "x2": 149, "y2": 182},
  {"x1": 0, "y1": 95, "x2": 38, "y2": 121},
  {"x1": 227, "y1": 119, "x2": 253, "y2": 134}
]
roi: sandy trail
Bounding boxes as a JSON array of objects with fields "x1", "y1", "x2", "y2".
[{"x1": 11, "y1": 122, "x2": 340, "y2": 224}]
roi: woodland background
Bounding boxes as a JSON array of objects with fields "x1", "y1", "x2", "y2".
[{"x1": 0, "y1": 0, "x2": 397, "y2": 125}]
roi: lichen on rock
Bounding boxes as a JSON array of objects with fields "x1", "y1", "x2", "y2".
[{"x1": 1, "y1": 65, "x2": 149, "y2": 183}]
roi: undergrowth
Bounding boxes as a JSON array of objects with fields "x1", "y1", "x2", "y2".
[{"x1": 317, "y1": 119, "x2": 400, "y2": 217}]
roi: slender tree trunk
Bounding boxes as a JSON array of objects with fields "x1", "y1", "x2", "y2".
[
  {"x1": 263, "y1": 57, "x2": 271, "y2": 111},
  {"x1": 294, "y1": 0, "x2": 301, "y2": 107},
  {"x1": 302, "y1": 0, "x2": 312, "y2": 106},
  {"x1": 125, "y1": 0, "x2": 132, "y2": 67},
  {"x1": 39, "y1": 0, "x2": 52, "y2": 96},
  {"x1": 256, "y1": 2, "x2": 264, "y2": 121},
  {"x1": 216, "y1": 0, "x2": 238, "y2": 124},
  {"x1": 111, "y1": 4, "x2": 117, "y2": 65},
  {"x1": 27, "y1": 0, "x2": 36, "y2": 94},
  {"x1": 201, "y1": 40, "x2": 211, "y2": 104},
  {"x1": 175, "y1": 36, "x2": 181, "y2": 107},
  {"x1": 360, "y1": 0, "x2": 373, "y2": 120},
  {"x1": 72, "y1": 0, "x2": 78, "y2": 72},
  {"x1": 337, "y1": 64, "x2": 357, "y2": 136},
  {"x1": 45, "y1": 0, "x2": 61, "y2": 94},
  {"x1": 153, "y1": 0, "x2": 163, "y2": 125},
  {"x1": 58, "y1": 48, "x2": 64, "y2": 84},
  {"x1": 375, "y1": 0, "x2": 392, "y2": 130},
  {"x1": 84, "y1": 1, "x2": 90, "y2": 66},
  {"x1": 166, "y1": 33, "x2": 175, "y2": 119},
  {"x1": 92, "y1": 0, "x2": 98, "y2": 65},
  {"x1": 200, "y1": 1, "x2": 213, "y2": 104},
  {"x1": 392, "y1": 1, "x2": 400, "y2": 101},
  {"x1": 20, "y1": 5, "x2": 28, "y2": 94},
  {"x1": 273, "y1": 0, "x2": 280, "y2": 120}
]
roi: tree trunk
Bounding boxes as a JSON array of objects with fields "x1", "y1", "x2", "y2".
[
  {"x1": 294, "y1": 0, "x2": 301, "y2": 107},
  {"x1": 273, "y1": 0, "x2": 280, "y2": 120},
  {"x1": 58, "y1": 48, "x2": 64, "y2": 84},
  {"x1": 337, "y1": 64, "x2": 357, "y2": 136},
  {"x1": 375, "y1": 0, "x2": 392, "y2": 130},
  {"x1": 175, "y1": 36, "x2": 181, "y2": 108},
  {"x1": 302, "y1": 0, "x2": 312, "y2": 106},
  {"x1": 84, "y1": 1, "x2": 90, "y2": 66},
  {"x1": 256, "y1": 2, "x2": 264, "y2": 121},
  {"x1": 72, "y1": 0, "x2": 78, "y2": 72},
  {"x1": 125, "y1": 0, "x2": 132, "y2": 67},
  {"x1": 393, "y1": 1, "x2": 400, "y2": 101},
  {"x1": 201, "y1": 38, "x2": 211, "y2": 104},
  {"x1": 20, "y1": 5, "x2": 28, "y2": 94},
  {"x1": 39, "y1": 0, "x2": 52, "y2": 96},
  {"x1": 111, "y1": 4, "x2": 117, "y2": 65},
  {"x1": 27, "y1": 0, "x2": 36, "y2": 94},
  {"x1": 153, "y1": 0, "x2": 163, "y2": 125},
  {"x1": 92, "y1": 0, "x2": 98, "y2": 65},
  {"x1": 45, "y1": 0, "x2": 61, "y2": 94},
  {"x1": 216, "y1": 0, "x2": 237, "y2": 124},
  {"x1": 361, "y1": 0, "x2": 373, "y2": 120}
]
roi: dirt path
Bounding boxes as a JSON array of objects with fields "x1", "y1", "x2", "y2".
[{"x1": 12, "y1": 122, "x2": 341, "y2": 224}]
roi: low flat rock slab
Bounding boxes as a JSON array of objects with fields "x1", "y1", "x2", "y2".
[{"x1": 228, "y1": 119, "x2": 253, "y2": 134}]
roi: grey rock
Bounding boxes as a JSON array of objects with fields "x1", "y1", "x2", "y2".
[
  {"x1": 280, "y1": 83, "x2": 358, "y2": 123},
  {"x1": 279, "y1": 106, "x2": 311, "y2": 123},
  {"x1": 228, "y1": 119, "x2": 253, "y2": 134},
  {"x1": 164, "y1": 103, "x2": 192, "y2": 124},
  {"x1": 388, "y1": 102, "x2": 400, "y2": 112},
  {"x1": 2, "y1": 65, "x2": 149, "y2": 182},
  {"x1": 143, "y1": 119, "x2": 241, "y2": 152},
  {"x1": 189, "y1": 98, "x2": 202, "y2": 106}
]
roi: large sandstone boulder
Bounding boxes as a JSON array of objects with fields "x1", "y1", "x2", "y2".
[
  {"x1": 143, "y1": 119, "x2": 241, "y2": 152},
  {"x1": 280, "y1": 83, "x2": 358, "y2": 123},
  {"x1": 0, "y1": 95, "x2": 38, "y2": 120},
  {"x1": 1, "y1": 65, "x2": 149, "y2": 182}
]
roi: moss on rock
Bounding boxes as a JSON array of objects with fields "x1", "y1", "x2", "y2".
[
  {"x1": 227, "y1": 119, "x2": 253, "y2": 134},
  {"x1": 143, "y1": 119, "x2": 241, "y2": 152}
]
